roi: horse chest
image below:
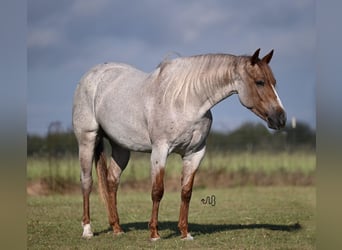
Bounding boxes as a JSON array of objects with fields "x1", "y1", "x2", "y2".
[
  {"x1": 168, "y1": 117, "x2": 212, "y2": 154},
  {"x1": 171, "y1": 129, "x2": 204, "y2": 153}
]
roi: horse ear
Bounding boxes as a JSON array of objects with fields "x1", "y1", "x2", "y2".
[
  {"x1": 251, "y1": 48, "x2": 261, "y2": 65},
  {"x1": 261, "y1": 49, "x2": 274, "y2": 64}
]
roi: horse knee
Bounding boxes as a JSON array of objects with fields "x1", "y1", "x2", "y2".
[
  {"x1": 181, "y1": 186, "x2": 192, "y2": 202},
  {"x1": 181, "y1": 171, "x2": 196, "y2": 202},
  {"x1": 151, "y1": 168, "x2": 165, "y2": 202},
  {"x1": 81, "y1": 174, "x2": 93, "y2": 193},
  {"x1": 152, "y1": 173, "x2": 164, "y2": 201},
  {"x1": 152, "y1": 185, "x2": 164, "y2": 202}
]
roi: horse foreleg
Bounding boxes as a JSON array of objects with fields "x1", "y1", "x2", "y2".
[
  {"x1": 178, "y1": 170, "x2": 196, "y2": 240},
  {"x1": 149, "y1": 167, "x2": 165, "y2": 240},
  {"x1": 149, "y1": 145, "x2": 168, "y2": 241},
  {"x1": 178, "y1": 146, "x2": 206, "y2": 240}
]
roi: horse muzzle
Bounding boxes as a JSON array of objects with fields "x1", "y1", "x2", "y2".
[{"x1": 266, "y1": 110, "x2": 286, "y2": 130}]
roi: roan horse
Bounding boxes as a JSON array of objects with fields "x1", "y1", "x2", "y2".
[{"x1": 72, "y1": 49, "x2": 286, "y2": 240}]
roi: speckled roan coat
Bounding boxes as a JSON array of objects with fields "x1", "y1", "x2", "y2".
[{"x1": 72, "y1": 49, "x2": 286, "y2": 240}]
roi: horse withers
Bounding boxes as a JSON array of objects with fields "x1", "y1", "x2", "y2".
[{"x1": 72, "y1": 48, "x2": 286, "y2": 240}]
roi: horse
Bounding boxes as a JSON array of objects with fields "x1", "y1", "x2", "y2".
[{"x1": 72, "y1": 48, "x2": 286, "y2": 241}]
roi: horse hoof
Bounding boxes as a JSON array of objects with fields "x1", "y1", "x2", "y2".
[
  {"x1": 82, "y1": 223, "x2": 93, "y2": 239},
  {"x1": 150, "y1": 236, "x2": 161, "y2": 242},
  {"x1": 114, "y1": 231, "x2": 124, "y2": 236},
  {"x1": 82, "y1": 230, "x2": 94, "y2": 239},
  {"x1": 181, "y1": 233, "x2": 194, "y2": 240},
  {"x1": 82, "y1": 233, "x2": 93, "y2": 239}
]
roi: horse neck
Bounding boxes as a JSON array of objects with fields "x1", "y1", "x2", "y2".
[
  {"x1": 159, "y1": 54, "x2": 243, "y2": 116},
  {"x1": 199, "y1": 56, "x2": 241, "y2": 112}
]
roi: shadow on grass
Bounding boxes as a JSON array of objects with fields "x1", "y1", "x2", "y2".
[{"x1": 94, "y1": 221, "x2": 301, "y2": 238}]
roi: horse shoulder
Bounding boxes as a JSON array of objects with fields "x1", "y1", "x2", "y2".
[{"x1": 159, "y1": 110, "x2": 212, "y2": 154}]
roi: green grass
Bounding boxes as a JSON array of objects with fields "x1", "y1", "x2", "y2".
[
  {"x1": 27, "y1": 187, "x2": 315, "y2": 249},
  {"x1": 27, "y1": 151, "x2": 315, "y2": 184}
]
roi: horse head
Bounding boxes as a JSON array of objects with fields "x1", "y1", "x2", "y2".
[{"x1": 236, "y1": 49, "x2": 286, "y2": 130}]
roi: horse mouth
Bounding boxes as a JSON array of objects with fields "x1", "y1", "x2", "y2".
[
  {"x1": 266, "y1": 111, "x2": 287, "y2": 130},
  {"x1": 250, "y1": 107, "x2": 286, "y2": 130}
]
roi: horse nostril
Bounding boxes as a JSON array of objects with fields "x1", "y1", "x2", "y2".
[
  {"x1": 277, "y1": 111, "x2": 286, "y2": 128},
  {"x1": 280, "y1": 111, "x2": 286, "y2": 125}
]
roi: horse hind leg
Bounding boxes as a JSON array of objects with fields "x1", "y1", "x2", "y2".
[
  {"x1": 77, "y1": 130, "x2": 98, "y2": 238},
  {"x1": 96, "y1": 141, "x2": 130, "y2": 235},
  {"x1": 108, "y1": 144, "x2": 130, "y2": 235}
]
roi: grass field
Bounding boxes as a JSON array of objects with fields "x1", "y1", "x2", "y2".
[
  {"x1": 27, "y1": 151, "x2": 316, "y2": 248},
  {"x1": 27, "y1": 187, "x2": 315, "y2": 249}
]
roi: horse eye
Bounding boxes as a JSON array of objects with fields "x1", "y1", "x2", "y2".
[{"x1": 255, "y1": 80, "x2": 265, "y2": 86}]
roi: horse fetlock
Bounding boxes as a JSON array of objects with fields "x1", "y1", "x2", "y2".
[
  {"x1": 178, "y1": 223, "x2": 188, "y2": 236},
  {"x1": 150, "y1": 230, "x2": 161, "y2": 241},
  {"x1": 111, "y1": 223, "x2": 124, "y2": 235},
  {"x1": 149, "y1": 220, "x2": 160, "y2": 240}
]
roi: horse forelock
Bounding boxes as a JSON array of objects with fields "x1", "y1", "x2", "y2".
[{"x1": 241, "y1": 56, "x2": 277, "y2": 89}]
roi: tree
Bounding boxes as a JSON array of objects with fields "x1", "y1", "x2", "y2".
[{"x1": 282, "y1": 121, "x2": 316, "y2": 149}]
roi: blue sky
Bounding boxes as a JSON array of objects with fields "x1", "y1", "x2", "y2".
[{"x1": 27, "y1": 0, "x2": 315, "y2": 135}]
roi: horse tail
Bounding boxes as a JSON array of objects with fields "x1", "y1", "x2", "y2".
[{"x1": 94, "y1": 139, "x2": 109, "y2": 207}]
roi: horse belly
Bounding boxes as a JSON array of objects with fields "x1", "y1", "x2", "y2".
[{"x1": 108, "y1": 129, "x2": 152, "y2": 152}]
